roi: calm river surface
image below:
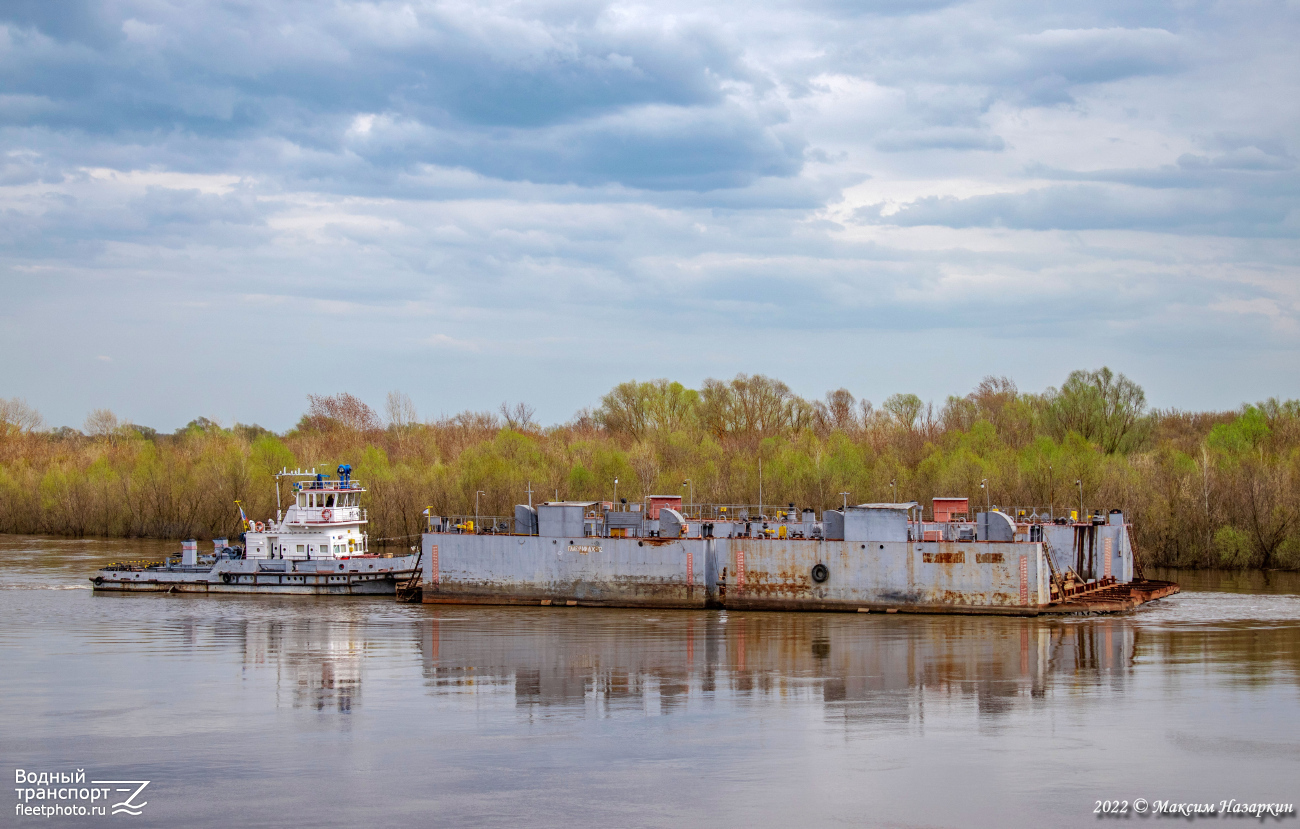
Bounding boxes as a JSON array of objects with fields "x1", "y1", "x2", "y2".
[{"x1": 2, "y1": 536, "x2": 1298, "y2": 828}]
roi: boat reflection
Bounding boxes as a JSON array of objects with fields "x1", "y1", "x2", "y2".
[
  {"x1": 210, "y1": 603, "x2": 1295, "y2": 723},
  {"x1": 417, "y1": 610, "x2": 1145, "y2": 720},
  {"x1": 237, "y1": 619, "x2": 364, "y2": 713}
]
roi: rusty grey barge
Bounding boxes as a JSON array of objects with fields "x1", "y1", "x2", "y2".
[
  {"x1": 420, "y1": 496, "x2": 1177, "y2": 615},
  {"x1": 92, "y1": 466, "x2": 419, "y2": 595}
]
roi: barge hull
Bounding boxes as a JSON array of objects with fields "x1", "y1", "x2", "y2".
[
  {"x1": 422, "y1": 535, "x2": 715, "y2": 609},
  {"x1": 93, "y1": 554, "x2": 419, "y2": 596},
  {"x1": 719, "y1": 540, "x2": 1049, "y2": 610},
  {"x1": 421, "y1": 532, "x2": 1175, "y2": 615}
]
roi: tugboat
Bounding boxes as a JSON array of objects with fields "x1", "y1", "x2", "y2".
[{"x1": 91, "y1": 465, "x2": 420, "y2": 595}]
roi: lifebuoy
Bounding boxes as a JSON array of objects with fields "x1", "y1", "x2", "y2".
[
  {"x1": 255, "y1": 521, "x2": 265, "y2": 532},
  {"x1": 811, "y1": 563, "x2": 829, "y2": 583},
  {"x1": 321, "y1": 508, "x2": 333, "y2": 522}
]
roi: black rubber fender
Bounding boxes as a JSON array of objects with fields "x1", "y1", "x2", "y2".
[
  {"x1": 811, "y1": 563, "x2": 829, "y2": 583},
  {"x1": 221, "y1": 572, "x2": 232, "y2": 584}
]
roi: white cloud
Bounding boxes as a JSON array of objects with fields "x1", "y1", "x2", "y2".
[{"x1": 0, "y1": 0, "x2": 1297, "y2": 429}]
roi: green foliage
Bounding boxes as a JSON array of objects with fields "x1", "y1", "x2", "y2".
[
  {"x1": 1215, "y1": 526, "x2": 1255, "y2": 568},
  {"x1": 595, "y1": 379, "x2": 700, "y2": 439},
  {"x1": 1043, "y1": 367, "x2": 1151, "y2": 454},
  {"x1": 1208, "y1": 407, "x2": 1271, "y2": 456},
  {"x1": 2, "y1": 374, "x2": 1299, "y2": 568}
]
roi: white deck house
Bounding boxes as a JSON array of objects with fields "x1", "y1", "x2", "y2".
[{"x1": 246, "y1": 466, "x2": 371, "y2": 560}]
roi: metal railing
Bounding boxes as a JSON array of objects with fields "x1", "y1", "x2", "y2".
[
  {"x1": 427, "y1": 515, "x2": 516, "y2": 534},
  {"x1": 299, "y1": 479, "x2": 364, "y2": 491},
  {"x1": 292, "y1": 506, "x2": 365, "y2": 524},
  {"x1": 678, "y1": 503, "x2": 814, "y2": 521}
]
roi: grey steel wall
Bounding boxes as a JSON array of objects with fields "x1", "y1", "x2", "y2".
[
  {"x1": 1040, "y1": 523, "x2": 1132, "y2": 583},
  {"x1": 537, "y1": 504, "x2": 586, "y2": 537},
  {"x1": 423, "y1": 534, "x2": 716, "y2": 608},
  {"x1": 844, "y1": 508, "x2": 908, "y2": 542},
  {"x1": 719, "y1": 539, "x2": 1048, "y2": 613}
]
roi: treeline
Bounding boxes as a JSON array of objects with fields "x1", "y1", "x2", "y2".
[{"x1": 1, "y1": 370, "x2": 1298, "y2": 570}]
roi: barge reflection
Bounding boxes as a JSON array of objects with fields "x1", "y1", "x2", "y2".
[
  {"x1": 204, "y1": 603, "x2": 1296, "y2": 723},
  {"x1": 417, "y1": 610, "x2": 1151, "y2": 719}
]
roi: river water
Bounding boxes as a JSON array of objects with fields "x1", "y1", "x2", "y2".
[{"x1": 2, "y1": 536, "x2": 1297, "y2": 828}]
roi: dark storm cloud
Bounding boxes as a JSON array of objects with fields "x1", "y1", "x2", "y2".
[{"x1": 0, "y1": 0, "x2": 794, "y2": 192}]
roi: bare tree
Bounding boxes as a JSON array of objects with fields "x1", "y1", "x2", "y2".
[
  {"x1": 385, "y1": 391, "x2": 418, "y2": 429},
  {"x1": 0, "y1": 397, "x2": 43, "y2": 435},
  {"x1": 883, "y1": 393, "x2": 925, "y2": 431},
  {"x1": 300, "y1": 393, "x2": 381, "y2": 433},
  {"x1": 814, "y1": 388, "x2": 858, "y2": 434},
  {"x1": 699, "y1": 374, "x2": 811, "y2": 439},
  {"x1": 85, "y1": 408, "x2": 120, "y2": 439},
  {"x1": 500, "y1": 401, "x2": 537, "y2": 431}
]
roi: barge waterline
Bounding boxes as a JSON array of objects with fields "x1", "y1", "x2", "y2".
[{"x1": 419, "y1": 497, "x2": 1179, "y2": 615}]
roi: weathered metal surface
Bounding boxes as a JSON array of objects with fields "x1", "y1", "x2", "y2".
[
  {"x1": 1040, "y1": 523, "x2": 1132, "y2": 584},
  {"x1": 717, "y1": 540, "x2": 1048, "y2": 614},
  {"x1": 1041, "y1": 579, "x2": 1180, "y2": 614},
  {"x1": 422, "y1": 534, "x2": 716, "y2": 608},
  {"x1": 417, "y1": 500, "x2": 1173, "y2": 615}
]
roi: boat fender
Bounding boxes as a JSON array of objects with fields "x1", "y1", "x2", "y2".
[
  {"x1": 811, "y1": 563, "x2": 829, "y2": 583},
  {"x1": 221, "y1": 573, "x2": 232, "y2": 584}
]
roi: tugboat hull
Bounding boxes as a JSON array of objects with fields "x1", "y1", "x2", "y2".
[{"x1": 92, "y1": 555, "x2": 420, "y2": 596}]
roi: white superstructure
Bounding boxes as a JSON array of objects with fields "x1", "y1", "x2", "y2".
[
  {"x1": 92, "y1": 463, "x2": 421, "y2": 595},
  {"x1": 244, "y1": 465, "x2": 372, "y2": 561}
]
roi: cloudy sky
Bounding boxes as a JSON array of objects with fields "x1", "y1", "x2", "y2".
[{"x1": 1, "y1": 0, "x2": 1296, "y2": 431}]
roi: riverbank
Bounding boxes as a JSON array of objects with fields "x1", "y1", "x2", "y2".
[{"x1": 3, "y1": 377, "x2": 1298, "y2": 572}]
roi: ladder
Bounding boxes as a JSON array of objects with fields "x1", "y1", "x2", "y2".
[
  {"x1": 1039, "y1": 536, "x2": 1068, "y2": 603},
  {"x1": 395, "y1": 548, "x2": 424, "y2": 603}
]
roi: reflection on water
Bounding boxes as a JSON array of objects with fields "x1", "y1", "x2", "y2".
[
  {"x1": 2, "y1": 534, "x2": 1298, "y2": 829},
  {"x1": 239, "y1": 620, "x2": 363, "y2": 712},
  {"x1": 418, "y1": 612, "x2": 1152, "y2": 724},
  {"x1": 1151, "y1": 565, "x2": 1300, "y2": 595}
]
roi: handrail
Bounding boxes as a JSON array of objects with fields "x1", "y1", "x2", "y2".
[
  {"x1": 427, "y1": 515, "x2": 516, "y2": 534},
  {"x1": 291, "y1": 506, "x2": 365, "y2": 523},
  {"x1": 298, "y1": 480, "x2": 364, "y2": 491}
]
